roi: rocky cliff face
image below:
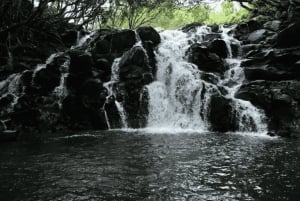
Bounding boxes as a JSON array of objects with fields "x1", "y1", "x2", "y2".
[
  {"x1": 0, "y1": 26, "x2": 160, "y2": 140},
  {"x1": 233, "y1": 18, "x2": 300, "y2": 137},
  {"x1": 1, "y1": 9, "x2": 300, "y2": 140}
]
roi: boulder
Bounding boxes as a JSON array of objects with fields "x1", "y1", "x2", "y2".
[
  {"x1": 247, "y1": 29, "x2": 269, "y2": 43},
  {"x1": 208, "y1": 94, "x2": 236, "y2": 132},
  {"x1": 209, "y1": 39, "x2": 228, "y2": 58},
  {"x1": 263, "y1": 20, "x2": 281, "y2": 31},
  {"x1": 136, "y1": 27, "x2": 161, "y2": 47},
  {"x1": 187, "y1": 43, "x2": 228, "y2": 74},
  {"x1": 93, "y1": 30, "x2": 137, "y2": 56},
  {"x1": 119, "y1": 46, "x2": 151, "y2": 81}
]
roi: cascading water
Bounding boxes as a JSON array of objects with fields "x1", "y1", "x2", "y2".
[
  {"x1": 146, "y1": 26, "x2": 267, "y2": 133},
  {"x1": 103, "y1": 58, "x2": 127, "y2": 128}
]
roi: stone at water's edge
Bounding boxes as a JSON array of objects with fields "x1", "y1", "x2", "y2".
[
  {"x1": 236, "y1": 80, "x2": 300, "y2": 138},
  {"x1": 208, "y1": 95, "x2": 236, "y2": 132}
]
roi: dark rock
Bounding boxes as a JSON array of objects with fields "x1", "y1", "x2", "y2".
[
  {"x1": 94, "y1": 58, "x2": 112, "y2": 82},
  {"x1": 0, "y1": 120, "x2": 6, "y2": 132},
  {"x1": 119, "y1": 46, "x2": 151, "y2": 81},
  {"x1": 69, "y1": 50, "x2": 93, "y2": 75},
  {"x1": 181, "y1": 22, "x2": 203, "y2": 32},
  {"x1": 11, "y1": 95, "x2": 41, "y2": 126},
  {"x1": 236, "y1": 80, "x2": 300, "y2": 137},
  {"x1": 200, "y1": 72, "x2": 220, "y2": 85},
  {"x1": 103, "y1": 30, "x2": 137, "y2": 54},
  {"x1": 136, "y1": 27, "x2": 161, "y2": 47},
  {"x1": 61, "y1": 30, "x2": 78, "y2": 47},
  {"x1": 79, "y1": 79, "x2": 107, "y2": 109},
  {"x1": 33, "y1": 66, "x2": 61, "y2": 95},
  {"x1": 20, "y1": 70, "x2": 33, "y2": 88},
  {"x1": 244, "y1": 66, "x2": 295, "y2": 81},
  {"x1": 209, "y1": 39, "x2": 228, "y2": 58},
  {"x1": 234, "y1": 20, "x2": 261, "y2": 41},
  {"x1": 187, "y1": 43, "x2": 228, "y2": 74},
  {"x1": 203, "y1": 33, "x2": 222, "y2": 42},
  {"x1": 104, "y1": 95, "x2": 122, "y2": 129},
  {"x1": 142, "y1": 41, "x2": 157, "y2": 76},
  {"x1": 208, "y1": 94, "x2": 236, "y2": 132},
  {"x1": 0, "y1": 130, "x2": 18, "y2": 143},
  {"x1": 209, "y1": 24, "x2": 220, "y2": 33},
  {"x1": 94, "y1": 39, "x2": 111, "y2": 54},
  {"x1": 0, "y1": 94, "x2": 15, "y2": 108},
  {"x1": 32, "y1": 54, "x2": 68, "y2": 95},
  {"x1": 277, "y1": 22, "x2": 300, "y2": 48},
  {"x1": 241, "y1": 44, "x2": 261, "y2": 55},
  {"x1": 142, "y1": 73, "x2": 153, "y2": 85}
]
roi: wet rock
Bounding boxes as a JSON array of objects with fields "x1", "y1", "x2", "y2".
[
  {"x1": 0, "y1": 94, "x2": 15, "y2": 108},
  {"x1": 236, "y1": 81, "x2": 300, "y2": 137},
  {"x1": 136, "y1": 27, "x2": 161, "y2": 47},
  {"x1": 93, "y1": 30, "x2": 136, "y2": 56},
  {"x1": 61, "y1": 30, "x2": 78, "y2": 48},
  {"x1": 93, "y1": 58, "x2": 111, "y2": 81},
  {"x1": 142, "y1": 41, "x2": 157, "y2": 76},
  {"x1": 263, "y1": 20, "x2": 281, "y2": 31},
  {"x1": 11, "y1": 95, "x2": 41, "y2": 126},
  {"x1": 209, "y1": 39, "x2": 228, "y2": 58},
  {"x1": 181, "y1": 22, "x2": 203, "y2": 32},
  {"x1": 69, "y1": 50, "x2": 93, "y2": 76},
  {"x1": 33, "y1": 65, "x2": 61, "y2": 95},
  {"x1": 104, "y1": 95, "x2": 122, "y2": 129},
  {"x1": 79, "y1": 79, "x2": 107, "y2": 109},
  {"x1": 244, "y1": 66, "x2": 295, "y2": 81},
  {"x1": 187, "y1": 43, "x2": 228, "y2": 74},
  {"x1": 234, "y1": 20, "x2": 261, "y2": 41},
  {"x1": 208, "y1": 94, "x2": 236, "y2": 132},
  {"x1": 203, "y1": 33, "x2": 222, "y2": 42},
  {"x1": 209, "y1": 24, "x2": 220, "y2": 33},
  {"x1": 247, "y1": 29, "x2": 269, "y2": 43},
  {"x1": 119, "y1": 46, "x2": 151, "y2": 81},
  {"x1": 276, "y1": 22, "x2": 300, "y2": 48}
]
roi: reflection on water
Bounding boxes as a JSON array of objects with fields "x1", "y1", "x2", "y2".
[{"x1": 0, "y1": 131, "x2": 300, "y2": 201}]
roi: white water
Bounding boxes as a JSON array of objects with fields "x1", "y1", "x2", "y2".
[
  {"x1": 103, "y1": 58, "x2": 128, "y2": 128},
  {"x1": 146, "y1": 26, "x2": 267, "y2": 133}
]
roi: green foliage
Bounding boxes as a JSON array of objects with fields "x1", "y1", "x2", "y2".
[
  {"x1": 204, "y1": 1, "x2": 250, "y2": 25},
  {"x1": 102, "y1": 0, "x2": 251, "y2": 29}
]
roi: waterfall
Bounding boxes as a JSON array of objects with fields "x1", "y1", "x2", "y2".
[
  {"x1": 145, "y1": 26, "x2": 267, "y2": 133},
  {"x1": 103, "y1": 58, "x2": 128, "y2": 128}
]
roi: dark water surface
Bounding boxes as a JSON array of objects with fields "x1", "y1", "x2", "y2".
[{"x1": 1, "y1": 131, "x2": 300, "y2": 201}]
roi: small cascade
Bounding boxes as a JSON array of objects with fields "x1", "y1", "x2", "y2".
[
  {"x1": 53, "y1": 58, "x2": 70, "y2": 108},
  {"x1": 146, "y1": 29, "x2": 217, "y2": 131},
  {"x1": 103, "y1": 58, "x2": 128, "y2": 128},
  {"x1": 146, "y1": 25, "x2": 267, "y2": 133},
  {"x1": 72, "y1": 31, "x2": 95, "y2": 49}
]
